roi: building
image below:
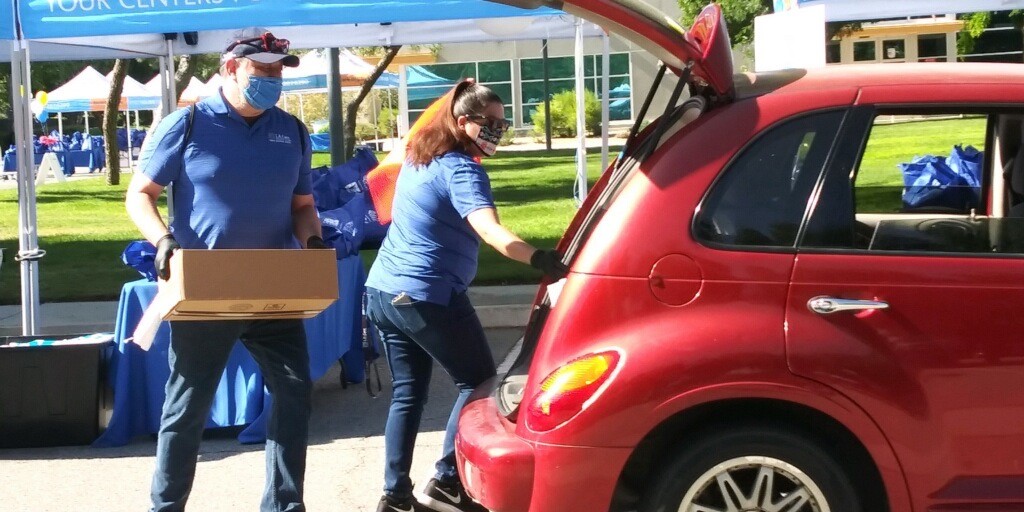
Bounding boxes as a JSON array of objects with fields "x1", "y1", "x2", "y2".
[{"x1": 371, "y1": 0, "x2": 681, "y2": 135}]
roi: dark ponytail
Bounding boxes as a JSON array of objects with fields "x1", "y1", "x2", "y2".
[{"x1": 406, "y1": 79, "x2": 503, "y2": 167}]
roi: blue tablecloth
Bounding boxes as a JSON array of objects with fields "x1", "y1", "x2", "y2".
[
  {"x1": 93, "y1": 255, "x2": 367, "y2": 447},
  {"x1": 67, "y1": 150, "x2": 97, "y2": 171}
]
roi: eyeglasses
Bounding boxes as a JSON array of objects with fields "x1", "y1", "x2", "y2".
[
  {"x1": 467, "y1": 114, "x2": 511, "y2": 132},
  {"x1": 227, "y1": 32, "x2": 290, "y2": 54}
]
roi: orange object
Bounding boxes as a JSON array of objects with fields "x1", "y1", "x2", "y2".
[{"x1": 366, "y1": 91, "x2": 450, "y2": 225}]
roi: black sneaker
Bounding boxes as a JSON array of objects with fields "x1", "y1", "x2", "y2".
[
  {"x1": 376, "y1": 494, "x2": 433, "y2": 512},
  {"x1": 415, "y1": 478, "x2": 489, "y2": 512}
]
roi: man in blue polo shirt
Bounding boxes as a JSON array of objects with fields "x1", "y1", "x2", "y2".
[{"x1": 125, "y1": 27, "x2": 325, "y2": 512}]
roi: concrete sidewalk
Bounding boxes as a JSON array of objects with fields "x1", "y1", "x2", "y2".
[{"x1": 0, "y1": 284, "x2": 537, "y2": 337}]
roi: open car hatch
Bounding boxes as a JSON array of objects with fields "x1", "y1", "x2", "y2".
[{"x1": 489, "y1": 0, "x2": 734, "y2": 98}]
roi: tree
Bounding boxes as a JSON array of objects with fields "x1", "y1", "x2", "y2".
[
  {"x1": 343, "y1": 46, "x2": 401, "y2": 158},
  {"x1": 103, "y1": 59, "x2": 127, "y2": 186}
]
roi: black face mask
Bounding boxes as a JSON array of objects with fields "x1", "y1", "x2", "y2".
[{"x1": 473, "y1": 124, "x2": 504, "y2": 156}]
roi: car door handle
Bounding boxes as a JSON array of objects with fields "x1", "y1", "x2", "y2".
[{"x1": 807, "y1": 296, "x2": 889, "y2": 315}]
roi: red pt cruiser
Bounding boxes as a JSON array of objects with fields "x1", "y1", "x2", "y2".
[{"x1": 457, "y1": 1, "x2": 1024, "y2": 512}]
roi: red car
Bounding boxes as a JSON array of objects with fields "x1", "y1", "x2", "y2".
[{"x1": 457, "y1": 2, "x2": 1024, "y2": 512}]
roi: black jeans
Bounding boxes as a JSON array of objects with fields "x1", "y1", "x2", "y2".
[{"x1": 365, "y1": 287, "x2": 497, "y2": 500}]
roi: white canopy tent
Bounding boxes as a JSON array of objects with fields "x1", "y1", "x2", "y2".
[{"x1": 8, "y1": 0, "x2": 608, "y2": 334}]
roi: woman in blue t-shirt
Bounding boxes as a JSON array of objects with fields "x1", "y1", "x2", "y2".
[{"x1": 365, "y1": 79, "x2": 567, "y2": 512}]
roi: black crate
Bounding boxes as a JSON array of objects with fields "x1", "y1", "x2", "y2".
[{"x1": 0, "y1": 334, "x2": 112, "y2": 449}]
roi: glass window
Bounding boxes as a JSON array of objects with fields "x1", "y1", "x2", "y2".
[
  {"x1": 883, "y1": 39, "x2": 905, "y2": 61},
  {"x1": 918, "y1": 34, "x2": 947, "y2": 61},
  {"x1": 826, "y1": 42, "x2": 841, "y2": 64},
  {"x1": 802, "y1": 113, "x2": 1015, "y2": 254},
  {"x1": 478, "y1": 61, "x2": 511, "y2": 82},
  {"x1": 854, "y1": 41, "x2": 876, "y2": 62},
  {"x1": 520, "y1": 52, "x2": 632, "y2": 125},
  {"x1": 520, "y1": 56, "x2": 575, "y2": 80},
  {"x1": 694, "y1": 110, "x2": 845, "y2": 248},
  {"x1": 420, "y1": 63, "x2": 475, "y2": 82}
]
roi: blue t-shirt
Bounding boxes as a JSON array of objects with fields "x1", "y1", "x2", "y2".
[
  {"x1": 366, "y1": 151, "x2": 496, "y2": 305},
  {"x1": 139, "y1": 90, "x2": 312, "y2": 249}
]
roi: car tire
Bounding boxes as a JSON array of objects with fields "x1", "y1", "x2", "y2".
[{"x1": 640, "y1": 424, "x2": 863, "y2": 512}]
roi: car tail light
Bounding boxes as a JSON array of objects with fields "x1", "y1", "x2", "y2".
[{"x1": 525, "y1": 351, "x2": 620, "y2": 432}]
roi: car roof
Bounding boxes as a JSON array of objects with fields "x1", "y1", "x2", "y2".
[{"x1": 735, "y1": 63, "x2": 1024, "y2": 100}]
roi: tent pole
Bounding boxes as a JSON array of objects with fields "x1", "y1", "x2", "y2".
[
  {"x1": 125, "y1": 109, "x2": 133, "y2": 173},
  {"x1": 542, "y1": 38, "x2": 552, "y2": 151},
  {"x1": 160, "y1": 40, "x2": 178, "y2": 223},
  {"x1": 573, "y1": 16, "x2": 588, "y2": 206},
  {"x1": 11, "y1": 42, "x2": 42, "y2": 335},
  {"x1": 58, "y1": 112, "x2": 64, "y2": 137},
  {"x1": 398, "y1": 65, "x2": 410, "y2": 137},
  {"x1": 601, "y1": 29, "x2": 610, "y2": 172},
  {"x1": 299, "y1": 94, "x2": 306, "y2": 124}
]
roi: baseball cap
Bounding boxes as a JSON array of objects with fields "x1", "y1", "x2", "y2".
[{"x1": 224, "y1": 27, "x2": 299, "y2": 67}]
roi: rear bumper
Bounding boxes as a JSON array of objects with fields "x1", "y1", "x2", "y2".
[
  {"x1": 455, "y1": 382, "x2": 535, "y2": 512},
  {"x1": 455, "y1": 380, "x2": 632, "y2": 512}
]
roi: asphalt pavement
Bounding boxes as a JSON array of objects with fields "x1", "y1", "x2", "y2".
[{"x1": 0, "y1": 327, "x2": 524, "y2": 512}]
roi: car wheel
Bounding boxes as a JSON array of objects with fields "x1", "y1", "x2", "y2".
[{"x1": 641, "y1": 424, "x2": 862, "y2": 512}]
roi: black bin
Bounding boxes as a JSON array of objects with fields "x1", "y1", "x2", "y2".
[{"x1": 0, "y1": 334, "x2": 112, "y2": 449}]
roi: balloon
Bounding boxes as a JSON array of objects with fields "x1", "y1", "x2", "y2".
[
  {"x1": 35, "y1": 109, "x2": 48, "y2": 124},
  {"x1": 30, "y1": 98, "x2": 42, "y2": 116},
  {"x1": 36, "y1": 90, "x2": 48, "y2": 106}
]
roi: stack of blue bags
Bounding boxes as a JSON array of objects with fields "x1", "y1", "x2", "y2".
[
  {"x1": 311, "y1": 146, "x2": 389, "y2": 257},
  {"x1": 900, "y1": 145, "x2": 983, "y2": 211}
]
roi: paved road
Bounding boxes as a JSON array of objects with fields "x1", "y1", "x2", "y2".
[{"x1": 0, "y1": 328, "x2": 523, "y2": 512}]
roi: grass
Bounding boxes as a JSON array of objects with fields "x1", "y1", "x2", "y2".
[
  {"x1": 0, "y1": 116, "x2": 987, "y2": 304},
  {"x1": 0, "y1": 148, "x2": 607, "y2": 304}
]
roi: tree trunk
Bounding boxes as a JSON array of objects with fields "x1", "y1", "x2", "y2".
[
  {"x1": 345, "y1": 45, "x2": 401, "y2": 158},
  {"x1": 174, "y1": 54, "x2": 197, "y2": 100},
  {"x1": 104, "y1": 59, "x2": 127, "y2": 186}
]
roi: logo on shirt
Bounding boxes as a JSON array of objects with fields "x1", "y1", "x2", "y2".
[{"x1": 269, "y1": 133, "x2": 292, "y2": 144}]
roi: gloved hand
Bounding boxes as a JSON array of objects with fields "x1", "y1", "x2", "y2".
[
  {"x1": 154, "y1": 234, "x2": 180, "y2": 281},
  {"x1": 306, "y1": 235, "x2": 329, "y2": 249},
  {"x1": 530, "y1": 249, "x2": 569, "y2": 281}
]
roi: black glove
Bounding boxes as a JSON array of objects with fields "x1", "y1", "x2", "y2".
[
  {"x1": 154, "y1": 234, "x2": 180, "y2": 281},
  {"x1": 306, "y1": 235, "x2": 329, "y2": 249},
  {"x1": 530, "y1": 249, "x2": 569, "y2": 281}
]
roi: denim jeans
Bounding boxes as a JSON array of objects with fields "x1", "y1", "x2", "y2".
[
  {"x1": 365, "y1": 287, "x2": 497, "y2": 500},
  {"x1": 150, "y1": 319, "x2": 312, "y2": 512}
]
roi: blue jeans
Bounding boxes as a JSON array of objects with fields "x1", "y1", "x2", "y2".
[
  {"x1": 150, "y1": 319, "x2": 312, "y2": 512},
  {"x1": 365, "y1": 287, "x2": 497, "y2": 500}
]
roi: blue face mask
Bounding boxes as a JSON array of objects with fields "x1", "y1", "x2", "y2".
[{"x1": 242, "y1": 75, "x2": 283, "y2": 111}]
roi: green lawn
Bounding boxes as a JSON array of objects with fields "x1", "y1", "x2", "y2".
[{"x1": 0, "y1": 149, "x2": 606, "y2": 304}]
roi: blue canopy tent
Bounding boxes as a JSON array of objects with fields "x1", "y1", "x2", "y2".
[{"x1": 8, "y1": 1, "x2": 596, "y2": 333}]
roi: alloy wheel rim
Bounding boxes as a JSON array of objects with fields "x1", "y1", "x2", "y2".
[{"x1": 677, "y1": 455, "x2": 830, "y2": 512}]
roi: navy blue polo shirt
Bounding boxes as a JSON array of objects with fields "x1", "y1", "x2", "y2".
[
  {"x1": 365, "y1": 151, "x2": 496, "y2": 305},
  {"x1": 139, "y1": 89, "x2": 312, "y2": 250}
]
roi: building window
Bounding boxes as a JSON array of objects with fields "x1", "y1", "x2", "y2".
[
  {"x1": 918, "y1": 33, "x2": 947, "y2": 62},
  {"x1": 519, "y1": 52, "x2": 632, "y2": 125},
  {"x1": 405, "y1": 60, "x2": 514, "y2": 126},
  {"x1": 826, "y1": 42, "x2": 841, "y2": 64},
  {"x1": 882, "y1": 39, "x2": 906, "y2": 61},
  {"x1": 854, "y1": 40, "x2": 876, "y2": 62}
]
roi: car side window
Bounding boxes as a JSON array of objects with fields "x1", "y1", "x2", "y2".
[
  {"x1": 803, "y1": 111, "x2": 1024, "y2": 255},
  {"x1": 695, "y1": 110, "x2": 845, "y2": 248}
]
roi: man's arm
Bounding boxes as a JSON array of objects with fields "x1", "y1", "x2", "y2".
[
  {"x1": 291, "y1": 194, "x2": 322, "y2": 248},
  {"x1": 125, "y1": 173, "x2": 170, "y2": 244}
]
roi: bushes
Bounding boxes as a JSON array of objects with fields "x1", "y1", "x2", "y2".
[{"x1": 531, "y1": 89, "x2": 600, "y2": 138}]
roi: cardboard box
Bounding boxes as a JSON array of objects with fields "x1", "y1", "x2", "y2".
[{"x1": 160, "y1": 249, "x2": 339, "y2": 321}]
